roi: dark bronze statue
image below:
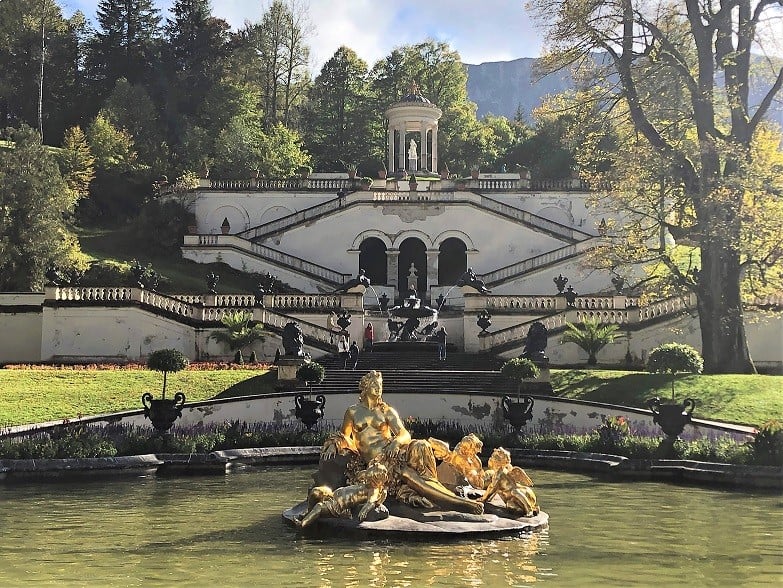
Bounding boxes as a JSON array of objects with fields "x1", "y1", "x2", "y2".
[
  {"x1": 282, "y1": 321, "x2": 305, "y2": 356},
  {"x1": 458, "y1": 268, "x2": 491, "y2": 294},
  {"x1": 522, "y1": 321, "x2": 548, "y2": 362}
]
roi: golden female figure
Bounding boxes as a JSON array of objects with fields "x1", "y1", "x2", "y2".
[{"x1": 321, "y1": 370, "x2": 483, "y2": 514}]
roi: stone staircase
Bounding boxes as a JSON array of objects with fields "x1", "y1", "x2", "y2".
[{"x1": 284, "y1": 345, "x2": 515, "y2": 397}]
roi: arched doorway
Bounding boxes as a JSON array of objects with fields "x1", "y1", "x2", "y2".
[
  {"x1": 438, "y1": 237, "x2": 467, "y2": 286},
  {"x1": 358, "y1": 238, "x2": 387, "y2": 285},
  {"x1": 398, "y1": 237, "x2": 427, "y2": 298}
]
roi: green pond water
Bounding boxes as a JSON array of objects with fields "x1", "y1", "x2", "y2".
[{"x1": 0, "y1": 466, "x2": 780, "y2": 587}]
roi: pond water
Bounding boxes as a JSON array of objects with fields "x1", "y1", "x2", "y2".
[{"x1": 0, "y1": 467, "x2": 780, "y2": 587}]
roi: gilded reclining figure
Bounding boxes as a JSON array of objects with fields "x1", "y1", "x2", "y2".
[{"x1": 320, "y1": 370, "x2": 484, "y2": 515}]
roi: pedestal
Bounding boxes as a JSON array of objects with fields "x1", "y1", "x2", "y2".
[{"x1": 277, "y1": 357, "x2": 309, "y2": 381}]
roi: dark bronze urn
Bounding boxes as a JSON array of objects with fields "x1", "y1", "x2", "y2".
[
  {"x1": 142, "y1": 392, "x2": 186, "y2": 434},
  {"x1": 502, "y1": 395, "x2": 535, "y2": 435},
  {"x1": 295, "y1": 393, "x2": 326, "y2": 430}
]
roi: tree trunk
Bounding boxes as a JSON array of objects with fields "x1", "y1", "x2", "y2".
[{"x1": 697, "y1": 240, "x2": 755, "y2": 374}]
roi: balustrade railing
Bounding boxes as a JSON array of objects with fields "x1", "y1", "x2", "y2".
[
  {"x1": 475, "y1": 179, "x2": 521, "y2": 190},
  {"x1": 485, "y1": 296, "x2": 561, "y2": 311},
  {"x1": 262, "y1": 309, "x2": 335, "y2": 347},
  {"x1": 186, "y1": 235, "x2": 350, "y2": 285},
  {"x1": 481, "y1": 240, "x2": 599, "y2": 286},
  {"x1": 54, "y1": 286, "x2": 134, "y2": 302},
  {"x1": 266, "y1": 294, "x2": 341, "y2": 310},
  {"x1": 479, "y1": 195, "x2": 591, "y2": 241},
  {"x1": 480, "y1": 294, "x2": 695, "y2": 351},
  {"x1": 236, "y1": 197, "x2": 343, "y2": 240}
]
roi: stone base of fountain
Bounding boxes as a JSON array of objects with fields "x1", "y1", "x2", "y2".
[{"x1": 282, "y1": 500, "x2": 549, "y2": 536}]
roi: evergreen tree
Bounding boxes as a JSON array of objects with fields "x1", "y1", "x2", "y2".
[
  {"x1": 163, "y1": 0, "x2": 230, "y2": 119},
  {"x1": 86, "y1": 0, "x2": 161, "y2": 96},
  {"x1": 0, "y1": 1, "x2": 84, "y2": 143},
  {"x1": 0, "y1": 125, "x2": 84, "y2": 290},
  {"x1": 303, "y1": 46, "x2": 373, "y2": 170}
]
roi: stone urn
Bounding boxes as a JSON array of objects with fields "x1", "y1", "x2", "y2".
[
  {"x1": 295, "y1": 393, "x2": 326, "y2": 430},
  {"x1": 142, "y1": 392, "x2": 186, "y2": 434},
  {"x1": 647, "y1": 397, "x2": 696, "y2": 439},
  {"x1": 502, "y1": 395, "x2": 535, "y2": 435}
]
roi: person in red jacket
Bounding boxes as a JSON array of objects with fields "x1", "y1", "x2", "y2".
[{"x1": 364, "y1": 322, "x2": 374, "y2": 352}]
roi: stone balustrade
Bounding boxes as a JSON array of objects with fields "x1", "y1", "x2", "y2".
[
  {"x1": 264, "y1": 294, "x2": 342, "y2": 310},
  {"x1": 53, "y1": 286, "x2": 135, "y2": 302},
  {"x1": 479, "y1": 314, "x2": 567, "y2": 351},
  {"x1": 261, "y1": 309, "x2": 334, "y2": 346},
  {"x1": 183, "y1": 234, "x2": 351, "y2": 285},
  {"x1": 485, "y1": 296, "x2": 563, "y2": 312},
  {"x1": 478, "y1": 294, "x2": 696, "y2": 351}
]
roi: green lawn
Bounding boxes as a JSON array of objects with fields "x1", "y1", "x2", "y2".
[
  {"x1": 551, "y1": 369, "x2": 782, "y2": 426},
  {"x1": 1, "y1": 367, "x2": 779, "y2": 429},
  {"x1": 0, "y1": 368, "x2": 274, "y2": 427},
  {"x1": 78, "y1": 226, "x2": 264, "y2": 293}
]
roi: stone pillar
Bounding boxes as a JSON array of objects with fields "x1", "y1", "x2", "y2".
[
  {"x1": 421, "y1": 126, "x2": 429, "y2": 172},
  {"x1": 398, "y1": 128, "x2": 406, "y2": 172},
  {"x1": 386, "y1": 250, "x2": 400, "y2": 292},
  {"x1": 426, "y1": 248, "x2": 439, "y2": 291},
  {"x1": 432, "y1": 124, "x2": 439, "y2": 173},
  {"x1": 387, "y1": 126, "x2": 395, "y2": 173}
]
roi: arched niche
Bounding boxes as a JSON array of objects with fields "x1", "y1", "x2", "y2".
[
  {"x1": 438, "y1": 237, "x2": 468, "y2": 286},
  {"x1": 398, "y1": 237, "x2": 427, "y2": 297},
  {"x1": 359, "y1": 237, "x2": 388, "y2": 286}
]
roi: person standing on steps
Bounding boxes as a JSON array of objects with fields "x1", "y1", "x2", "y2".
[
  {"x1": 435, "y1": 326, "x2": 448, "y2": 361},
  {"x1": 349, "y1": 341, "x2": 360, "y2": 370},
  {"x1": 337, "y1": 334, "x2": 350, "y2": 368},
  {"x1": 364, "y1": 322, "x2": 374, "y2": 352}
]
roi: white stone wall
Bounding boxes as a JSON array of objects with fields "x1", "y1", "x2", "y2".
[{"x1": 95, "y1": 390, "x2": 752, "y2": 440}]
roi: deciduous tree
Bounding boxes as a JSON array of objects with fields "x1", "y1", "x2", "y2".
[
  {"x1": 0, "y1": 125, "x2": 84, "y2": 290},
  {"x1": 528, "y1": 0, "x2": 783, "y2": 373}
]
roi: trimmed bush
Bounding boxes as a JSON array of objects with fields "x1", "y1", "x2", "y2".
[
  {"x1": 147, "y1": 349, "x2": 189, "y2": 399},
  {"x1": 647, "y1": 343, "x2": 704, "y2": 399}
]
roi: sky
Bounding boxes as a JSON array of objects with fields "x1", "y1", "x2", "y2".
[{"x1": 59, "y1": 0, "x2": 546, "y2": 72}]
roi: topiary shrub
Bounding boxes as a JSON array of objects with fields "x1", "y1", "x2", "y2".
[
  {"x1": 501, "y1": 357, "x2": 540, "y2": 396},
  {"x1": 248, "y1": 350, "x2": 258, "y2": 364},
  {"x1": 234, "y1": 349, "x2": 244, "y2": 365},
  {"x1": 147, "y1": 349, "x2": 189, "y2": 399},
  {"x1": 647, "y1": 343, "x2": 703, "y2": 399},
  {"x1": 296, "y1": 361, "x2": 325, "y2": 395}
]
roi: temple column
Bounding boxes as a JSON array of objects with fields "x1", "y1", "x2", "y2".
[
  {"x1": 420, "y1": 125, "x2": 429, "y2": 172},
  {"x1": 398, "y1": 128, "x2": 406, "y2": 172},
  {"x1": 432, "y1": 125, "x2": 439, "y2": 173},
  {"x1": 387, "y1": 127, "x2": 395, "y2": 173}
]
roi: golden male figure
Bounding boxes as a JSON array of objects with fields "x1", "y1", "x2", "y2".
[
  {"x1": 296, "y1": 463, "x2": 389, "y2": 528},
  {"x1": 321, "y1": 370, "x2": 483, "y2": 515},
  {"x1": 480, "y1": 447, "x2": 539, "y2": 516}
]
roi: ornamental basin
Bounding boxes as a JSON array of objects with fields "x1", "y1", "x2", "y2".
[{"x1": 0, "y1": 466, "x2": 778, "y2": 585}]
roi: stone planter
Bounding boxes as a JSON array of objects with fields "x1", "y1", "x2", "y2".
[
  {"x1": 141, "y1": 392, "x2": 186, "y2": 434},
  {"x1": 502, "y1": 395, "x2": 535, "y2": 434},
  {"x1": 647, "y1": 397, "x2": 696, "y2": 439},
  {"x1": 294, "y1": 393, "x2": 326, "y2": 430}
]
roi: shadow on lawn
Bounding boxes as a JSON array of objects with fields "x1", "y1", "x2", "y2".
[
  {"x1": 213, "y1": 371, "x2": 280, "y2": 399},
  {"x1": 553, "y1": 372, "x2": 693, "y2": 409}
]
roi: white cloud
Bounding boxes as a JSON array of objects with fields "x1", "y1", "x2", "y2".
[{"x1": 60, "y1": 0, "x2": 544, "y2": 73}]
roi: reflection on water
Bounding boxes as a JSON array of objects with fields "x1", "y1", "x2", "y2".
[{"x1": 0, "y1": 467, "x2": 781, "y2": 587}]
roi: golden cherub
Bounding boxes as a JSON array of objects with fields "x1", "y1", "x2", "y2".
[
  {"x1": 480, "y1": 447, "x2": 539, "y2": 516},
  {"x1": 296, "y1": 462, "x2": 389, "y2": 528},
  {"x1": 429, "y1": 433, "x2": 486, "y2": 489}
]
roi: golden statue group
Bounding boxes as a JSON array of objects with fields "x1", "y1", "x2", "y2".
[{"x1": 293, "y1": 370, "x2": 540, "y2": 530}]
